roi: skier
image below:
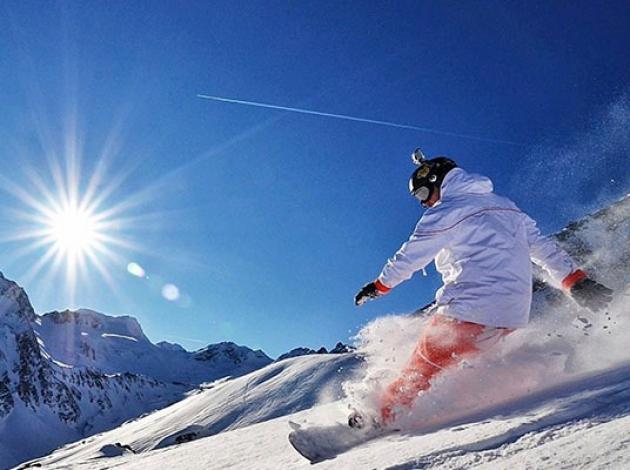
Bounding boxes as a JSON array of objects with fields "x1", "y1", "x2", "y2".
[{"x1": 352, "y1": 149, "x2": 613, "y2": 429}]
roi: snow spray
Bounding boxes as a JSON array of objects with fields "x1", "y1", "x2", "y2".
[{"x1": 342, "y1": 193, "x2": 629, "y2": 432}]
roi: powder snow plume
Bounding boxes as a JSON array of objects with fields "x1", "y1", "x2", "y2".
[
  {"x1": 512, "y1": 90, "x2": 630, "y2": 220},
  {"x1": 343, "y1": 193, "x2": 629, "y2": 431}
]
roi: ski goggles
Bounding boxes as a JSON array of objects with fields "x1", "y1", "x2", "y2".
[{"x1": 412, "y1": 186, "x2": 430, "y2": 203}]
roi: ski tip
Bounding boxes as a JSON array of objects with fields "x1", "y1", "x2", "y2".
[{"x1": 288, "y1": 420, "x2": 302, "y2": 431}]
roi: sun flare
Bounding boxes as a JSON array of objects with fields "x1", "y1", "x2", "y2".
[
  {"x1": 46, "y1": 205, "x2": 100, "y2": 257},
  {"x1": 0, "y1": 150, "x2": 143, "y2": 305}
]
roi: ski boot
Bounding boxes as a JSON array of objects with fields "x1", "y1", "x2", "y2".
[
  {"x1": 348, "y1": 410, "x2": 366, "y2": 429},
  {"x1": 347, "y1": 410, "x2": 382, "y2": 430}
]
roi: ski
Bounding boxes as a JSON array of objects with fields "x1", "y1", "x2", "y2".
[{"x1": 288, "y1": 420, "x2": 394, "y2": 464}]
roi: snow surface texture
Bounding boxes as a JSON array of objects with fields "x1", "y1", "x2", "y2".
[{"x1": 21, "y1": 195, "x2": 629, "y2": 469}]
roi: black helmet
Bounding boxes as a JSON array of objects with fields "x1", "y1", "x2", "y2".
[{"x1": 408, "y1": 148, "x2": 457, "y2": 205}]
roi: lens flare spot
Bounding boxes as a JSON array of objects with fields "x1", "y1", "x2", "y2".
[
  {"x1": 127, "y1": 262, "x2": 146, "y2": 278},
  {"x1": 162, "y1": 283, "x2": 180, "y2": 301}
]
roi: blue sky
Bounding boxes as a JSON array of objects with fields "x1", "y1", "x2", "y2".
[{"x1": 0, "y1": 1, "x2": 628, "y2": 357}]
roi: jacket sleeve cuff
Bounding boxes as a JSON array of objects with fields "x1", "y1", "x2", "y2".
[
  {"x1": 561, "y1": 269, "x2": 587, "y2": 290},
  {"x1": 374, "y1": 279, "x2": 391, "y2": 293}
]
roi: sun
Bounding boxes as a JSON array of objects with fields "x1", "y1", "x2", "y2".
[
  {"x1": 45, "y1": 204, "x2": 100, "y2": 257},
  {"x1": 0, "y1": 151, "x2": 142, "y2": 305}
]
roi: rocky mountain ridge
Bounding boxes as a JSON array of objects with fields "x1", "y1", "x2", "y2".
[{"x1": 276, "y1": 342, "x2": 354, "y2": 362}]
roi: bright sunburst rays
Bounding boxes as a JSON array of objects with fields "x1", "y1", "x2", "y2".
[{"x1": 0, "y1": 151, "x2": 142, "y2": 305}]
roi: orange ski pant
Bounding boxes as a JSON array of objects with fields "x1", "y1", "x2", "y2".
[{"x1": 380, "y1": 314, "x2": 511, "y2": 423}]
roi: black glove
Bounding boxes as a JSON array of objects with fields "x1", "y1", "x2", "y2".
[
  {"x1": 354, "y1": 281, "x2": 386, "y2": 306},
  {"x1": 570, "y1": 278, "x2": 614, "y2": 312}
]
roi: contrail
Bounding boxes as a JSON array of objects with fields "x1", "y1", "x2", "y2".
[{"x1": 197, "y1": 94, "x2": 525, "y2": 146}]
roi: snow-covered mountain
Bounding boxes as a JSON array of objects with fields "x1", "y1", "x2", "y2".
[
  {"x1": 0, "y1": 281, "x2": 273, "y2": 470},
  {"x1": 276, "y1": 342, "x2": 354, "y2": 362},
  {"x1": 37, "y1": 309, "x2": 271, "y2": 384},
  {"x1": 21, "y1": 195, "x2": 629, "y2": 469}
]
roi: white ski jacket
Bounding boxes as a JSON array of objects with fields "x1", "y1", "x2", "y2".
[{"x1": 378, "y1": 168, "x2": 577, "y2": 328}]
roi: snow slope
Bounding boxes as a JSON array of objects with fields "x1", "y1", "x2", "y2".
[
  {"x1": 21, "y1": 195, "x2": 630, "y2": 469},
  {"x1": 20, "y1": 353, "x2": 363, "y2": 467},
  {"x1": 20, "y1": 359, "x2": 630, "y2": 470}
]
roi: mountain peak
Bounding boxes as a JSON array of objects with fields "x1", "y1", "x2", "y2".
[
  {"x1": 42, "y1": 308, "x2": 147, "y2": 341},
  {"x1": 276, "y1": 342, "x2": 354, "y2": 362},
  {"x1": 0, "y1": 271, "x2": 36, "y2": 327},
  {"x1": 193, "y1": 342, "x2": 272, "y2": 367},
  {"x1": 156, "y1": 341, "x2": 186, "y2": 352}
]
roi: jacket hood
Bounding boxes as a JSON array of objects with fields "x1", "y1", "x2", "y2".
[{"x1": 440, "y1": 168, "x2": 494, "y2": 199}]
